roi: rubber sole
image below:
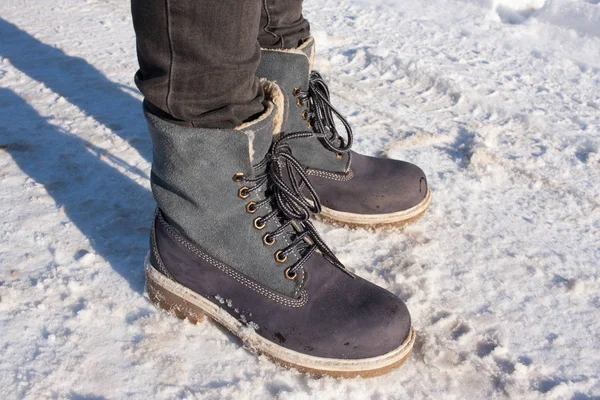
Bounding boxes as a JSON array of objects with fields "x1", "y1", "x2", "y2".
[
  {"x1": 317, "y1": 188, "x2": 432, "y2": 229},
  {"x1": 144, "y1": 255, "x2": 415, "y2": 378}
]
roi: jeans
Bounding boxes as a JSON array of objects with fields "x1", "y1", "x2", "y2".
[{"x1": 131, "y1": 0, "x2": 310, "y2": 129}]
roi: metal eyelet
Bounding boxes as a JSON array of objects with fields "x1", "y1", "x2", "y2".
[
  {"x1": 284, "y1": 267, "x2": 297, "y2": 280},
  {"x1": 254, "y1": 217, "x2": 266, "y2": 230},
  {"x1": 238, "y1": 186, "x2": 250, "y2": 199},
  {"x1": 296, "y1": 98, "x2": 303, "y2": 108},
  {"x1": 246, "y1": 201, "x2": 257, "y2": 214},
  {"x1": 292, "y1": 86, "x2": 301, "y2": 96},
  {"x1": 301, "y1": 110, "x2": 309, "y2": 120},
  {"x1": 336, "y1": 152, "x2": 343, "y2": 159},
  {"x1": 307, "y1": 120, "x2": 312, "y2": 129},
  {"x1": 232, "y1": 172, "x2": 244, "y2": 182},
  {"x1": 275, "y1": 250, "x2": 288, "y2": 263},
  {"x1": 263, "y1": 233, "x2": 275, "y2": 246}
]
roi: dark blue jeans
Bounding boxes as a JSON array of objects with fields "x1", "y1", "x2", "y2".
[{"x1": 131, "y1": 0, "x2": 310, "y2": 128}]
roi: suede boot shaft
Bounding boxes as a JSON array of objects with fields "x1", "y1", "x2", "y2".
[
  {"x1": 256, "y1": 38, "x2": 348, "y2": 173},
  {"x1": 146, "y1": 90, "x2": 306, "y2": 296}
]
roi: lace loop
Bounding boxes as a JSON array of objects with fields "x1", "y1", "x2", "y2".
[
  {"x1": 239, "y1": 131, "x2": 353, "y2": 280},
  {"x1": 296, "y1": 71, "x2": 354, "y2": 155}
]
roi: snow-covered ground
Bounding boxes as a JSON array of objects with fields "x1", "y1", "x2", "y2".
[{"x1": 1, "y1": 0, "x2": 599, "y2": 398}]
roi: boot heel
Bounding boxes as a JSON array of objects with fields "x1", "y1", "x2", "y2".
[{"x1": 145, "y1": 264, "x2": 205, "y2": 325}]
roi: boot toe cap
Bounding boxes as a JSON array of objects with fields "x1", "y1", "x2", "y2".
[
  {"x1": 294, "y1": 256, "x2": 413, "y2": 359},
  {"x1": 332, "y1": 152, "x2": 429, "y2": 215},
  {"x1": 390, "y1": 159, "x2": 428, "y2": 211},
  {"x1": 340, "y1": 287, "x2": 412, "y2": 359}
]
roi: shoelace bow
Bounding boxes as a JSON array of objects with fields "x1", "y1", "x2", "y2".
[
  {"x1": 242, "y1": 131, "x2": 353, "y2": 278},
  {"x1": 295, "y1": 71, "x2": 354, "y2": 155}
]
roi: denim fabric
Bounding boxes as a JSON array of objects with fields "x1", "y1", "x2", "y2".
[
  {"x1": 259, "y1": 0, "x2": 311, "y2": 49},
  {"x1": 131, "y1": 0, "x2": 310, "y2": 129}
]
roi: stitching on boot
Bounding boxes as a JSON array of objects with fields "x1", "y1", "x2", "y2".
[
  {"x1": 249, "y1": 174, "x2": 304, "y2": 280},
  {"x1": 157, "y1": 212, "x2": 309, "y2": 308},
  {"x1": 151, "y1": 210, "x2": 175, "y2": 280},
  {"x1": 293, "y1": 268, "x2": 306, "y2": 298},
  {"x1": 307, "y1": 168, "x2": 354, "y2": 182}
]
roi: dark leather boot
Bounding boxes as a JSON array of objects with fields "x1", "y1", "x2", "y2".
[
  {"x1": 257, "y1": 38, "x2": 431, "y2": 228},
  {"x1": 145, "y1": 81, "x2": 415, "y2": 377}
]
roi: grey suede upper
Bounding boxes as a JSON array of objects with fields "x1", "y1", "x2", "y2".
[
  {"x1": 147, "y1": 104, "x2": 303, "y2": 297},
  {"x1": 256, "y1": 39, "x2": 349, "y2": 173}
]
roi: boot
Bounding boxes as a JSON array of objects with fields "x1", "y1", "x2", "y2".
[
  {"x1": 144, "y1": 81, "x2": 415, "y2": 377},
  {"x1": 257, "y1": 38, "x2": 431, "y2": 228}
]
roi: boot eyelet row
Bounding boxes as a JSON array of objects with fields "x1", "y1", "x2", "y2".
[
  {"x1": 232, "y1": 172, "x2": 245, "y2": 182},
  {"x1": 246, "y1": 201, "x2": 257, "y2": 214},
  {"x1": 263, "y1": 233, "x2": 275, "y2": 246},
  {"x1": 254, "y1": 217, "x2": 266, "y2": 230},
  {"x1": 284, "y1": 267, "x2": 297, "y2": 280},
  {"x1": 300, "y1": 109, "x2": 312, "y2": 128},
  {"x1": 238, "y1": 186, "x2": 250, "y2": 199},
  {"x1": 275, "y1": 250, "x2": 288, "y2": 263}
]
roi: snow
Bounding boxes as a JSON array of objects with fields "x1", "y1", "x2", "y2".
[{"x1": 1, "y1": 0, "x2": 599, "y2": 398}]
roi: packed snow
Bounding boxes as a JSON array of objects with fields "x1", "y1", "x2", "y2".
[{"x1": 1, "y1": 0, "x2": 599, "y2": 398}]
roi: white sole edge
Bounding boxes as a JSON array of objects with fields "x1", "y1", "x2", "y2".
[
  {"x1": 144, "y1": 254, "x2": 415, "y2": 375},
  {"x1": 319, "y1": 188, "x2": 432, "y2": 226}
]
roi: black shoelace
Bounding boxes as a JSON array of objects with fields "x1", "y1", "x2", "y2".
[
  {"x1": 295, "y1": 71, "x2": 354, "y2": 155},
  {"x1": 241, "y1": 131, "x2": 353, "y2": 279}
]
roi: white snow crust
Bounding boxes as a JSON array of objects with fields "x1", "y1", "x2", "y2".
[{"x1": 1, "y1": 0, "x2": 599, "y2": 398}]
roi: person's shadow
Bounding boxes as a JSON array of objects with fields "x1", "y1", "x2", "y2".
[
  {"x1": 0, "y1": 18, "x2": 151, "y2": 162},
  {"x1": 0, "y1": 19, "x2": 154, "y2": 293}
]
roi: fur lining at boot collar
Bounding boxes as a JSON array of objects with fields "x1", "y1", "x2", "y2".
[
  {"x1": 234, "y1": 79, "x2": 285, "y2": 135},
  {"x1": 234, "y1": 80, "x2": 286, "y2": 162},
  {"x1": 260, "y1": 79, "x2": 286, "y2": 136}
]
